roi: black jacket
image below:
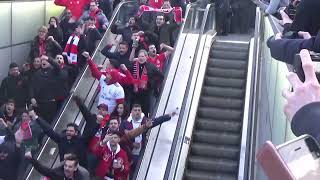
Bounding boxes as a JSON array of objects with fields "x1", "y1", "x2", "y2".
[
  {"x1": 0, "y1": 74, "x2": 29, "y2": 108},
  {"x1": 48, "y1": 26, "x2": 64, "y2": 46},
  {"x1": 35, "y1": 116, "x2": 97, "y2": 168},
  {"x1": 111, "y1": 24, "x2": 137, "y2": 44},
  {"x1": 267, "y1": 31, "x2": 320, "y2": 64},
  {"x1": 29, "y1": 36, "x2": 63, "y2": 62},
  {"x1": 283, "y1": 0, "x2": 320, "y2": 36},
  {"x1": 30, "y1": 158, "x2": 90, "y2": 180},
  {"x1": 101, "y1": 45, "x2": 131, "y2": 66},
  {"x1": 29, "y1": 59, "x2": 61, "y2": 102},
  {"x1": 0, "y1": 127, "x2": 19, "y2": 180},
  {"x1": 128, "y1": 61, "x2": 164, "y2": 93}
]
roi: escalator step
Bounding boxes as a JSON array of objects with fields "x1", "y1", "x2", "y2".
[
  {"x1": 193, "y1": 130, "x2": 241, "y2": 145},
  {"x1": 214, "y1": 41, "x2": 249, "y2": 49},
  {"x1": 206, "y1": 67, "x2": 246, "y2": 79},
  {"x1": 196, "y1": 118, "x2": 242, "y2": 133},
  {"x1": 185, "y1": 170, "x2": 237, "y2": 180},
  {"x1": 210, "y1": 50, "x2": 248, "y2": 60},
  {"x1": 213, "y1": 43, "x2": 249, "y2": 52},
  {"x1": 208, "y1": 59, "x2": 247, "y2": 69},
  {"x1": 190, "y1": 143, "x2": 240, "y2": 160},
  {"x1": 198, "y1": 107, "x2": 242, "y2": 120},
  {"x1": 204, "y1": 77, "x2": 245, "y2": 88},
  {"x1": 202, "y1": 86, "x2": 245, "y2": 98},
  {"x1": 200, "y1": 96, "x2": 243, "y2": 109},
  {"x1": 188, "y1": 156, "x2": 238, "y2": 173}
]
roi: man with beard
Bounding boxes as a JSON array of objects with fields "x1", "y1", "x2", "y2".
[
  {"x1": 33, "y1": 103, "x2": 97, "y2": 168},
  {"x1": 29, "y1": 55, "x2": 61, "y2": 123},
  {"x1": 111, "y1": 16, "x2": 140, "y2": 43},
  {"x1": 25, "y1": 152, "x2": 90, "y2": 180},
  {"x1": 101, "y1": 41, "x2": 131, "y2": 66},
  {"x1": 0, "y1": 63, "x2": 28, "y2": 110},
  {"x1": 147, "y1": 43, "x2": 174, "y2": 72}
]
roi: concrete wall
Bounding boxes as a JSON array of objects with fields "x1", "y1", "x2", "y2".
[{"x1": 0, "y1": 0, "x2": 63, "y2": 81}]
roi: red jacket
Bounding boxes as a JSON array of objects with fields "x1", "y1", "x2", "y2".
[
  {"x1": 54, "y1": 0, "x2": 90, "y2": 19},
  {"x1": 88, "y1": 59, "x2": 136, "y2": 86},
  {"x1": 94, "y1": 142, "x2": 130, "y2": 179}
]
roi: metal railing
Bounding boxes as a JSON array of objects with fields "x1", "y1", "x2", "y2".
[{"x1": 165, "y1": 4, "x2": 216, "y2": 180}]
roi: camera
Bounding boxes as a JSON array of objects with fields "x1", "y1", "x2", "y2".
[{"x1": 293, "y1": 52, "x2": 320, "y2": 82}]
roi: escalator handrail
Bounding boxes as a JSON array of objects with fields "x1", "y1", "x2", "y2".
[
  {"x1": 25, "y1": 2, "x2": 135, "y2": 179},
  {"x1": 135, "y1": 3, "x2": 215, "y2": 180},
  {"x1": 240, "y1": 7, "x2": 263, "y2": 180},
  {"x1": 164, "y1": 4, "x2": 216, "y2": 180}
]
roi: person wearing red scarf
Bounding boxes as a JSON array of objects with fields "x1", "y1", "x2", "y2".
[
  {"x1": 129, "y1": 49, "x2": 164, "y2": 115},
  {"x1": 83, "y1": 52, "x2": 125, "y2": 113},
  {"x1": 147, "y1": 43, "x2": 174, "y2": 72},
  {"x1": 79, "y1": 1, "x2": 109, "y2": 32}
]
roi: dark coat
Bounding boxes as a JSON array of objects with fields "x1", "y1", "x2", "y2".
[
  {"x1": 35, "y1": 115, "x2": 97, "y2": 168},
  {"x1": 48, "y1": 26, "x2": 64, "y2": 46},
  {"x1": 101, "y1": 45, "x2": 131, "y2": 66},
  {"x1": 283, "y1": 0, "x2": 320, "y2": 36},
  {"x1": 267, "y1": 31, "x2": 320, "y2": 64},
  {"x1": 29, "y1": 36, "x2": 63, "y2": 62},
  {"x1": 0, "y1": 74, "x2": 29, "y2": 108}
]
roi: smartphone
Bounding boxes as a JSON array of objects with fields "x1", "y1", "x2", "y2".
[
  {"x1": 293, "y1": 52, "x2": 320, "y2": 82},
  {"x1": 277, "y1": 135, "x2": 320, "y2": 180},
  {"x1": 257, "y1": 141, "x2": 295, "y2": 180}
]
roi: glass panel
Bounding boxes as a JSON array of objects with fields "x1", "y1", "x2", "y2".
[
  {"x1": 0, "y1": 2, "x2": 11, "y2": 48},
  {"x1": 11, "y1": 43, "x2": 31, "y2": 65},
  {"x1": 45, "y1": 0, "x2": 64, "y2": 23},
  {"x1": 0, "y1": 48, "x2": 12, "y2": 81},
  {"x1": 12, "y1": 1, "x2": 45, "y2": 44}
]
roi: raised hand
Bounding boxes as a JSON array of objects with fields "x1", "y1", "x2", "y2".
[{"x1": 282, "y1": 49, "x2": 320, "y2": 121}]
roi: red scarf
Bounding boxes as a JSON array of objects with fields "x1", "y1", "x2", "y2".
[
  {"x1": 138, "y1": 5, "x2": 183, "y2": 23},
  {"x1": 38, "y1": 39, "x2": 46, "y2": 56},
  {"x1": 63, "y1": 34, "x2": 80, "y2": 65},
  {"x1": 133, "y1": 62, "x2": 148, "y2": 93},
  {"x1": 89, "y1": 9, "x2": 101, "y2": 29}
]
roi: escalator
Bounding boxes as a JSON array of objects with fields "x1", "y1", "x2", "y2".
[{"x1": 184, "y1": 40, "x2": 250, "y2": 180}]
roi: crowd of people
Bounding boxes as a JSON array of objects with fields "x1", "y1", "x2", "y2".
[{"x1": 0, "y1": 0, "x2": 184, "y2": 179}]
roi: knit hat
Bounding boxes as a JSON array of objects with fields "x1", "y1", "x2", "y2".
[
  {"x1": 97, "y1": 103, "x2": 108, "y2": 111},
  {"x1": 9, "y1": 62, "x2": 18, "y2": 69}
]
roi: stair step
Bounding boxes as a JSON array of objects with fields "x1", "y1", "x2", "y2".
[
  {"x1": 205, "y1": 77, "x2": 245, "y2": 88},
  {"x1": 190, "y1": 143, "x2": 240, "y2": 160},
  {"x1": 210, "y1": 50, "x2": 248, "y2": 60},
  {"x1": 198, "y1": 107, "x2": 242, "y2": 120},
  {"x1": 196, "y1": 118, "x2": 242, "y2": 133},
  {"x1": 185, "y1": 170, "x2": 237, "y2": 180},
  {"x1": 193, "y1": 130, "x2": 241, "y2": 145},
  {"x1": 202, "y1": 86, "x2": 245, "y2": 98},
  {"x1": 188, "y1": 156, "x2": 238, "y2": 173},
  {"x1": 214, "y1": 41, "x2": 249, "y2": 49},
  {"x1": 200, "y1": 96, "x2": 243, "y2": 109},
  {"x1": 208, "y1": 59, "x2": 247, "y2": 69},
  {"x1": 213, "y1": 43, "x2": 249, "y2": 52},
  {"x1": 206, "y1": 67, "x2": 246, "y2": 79}
]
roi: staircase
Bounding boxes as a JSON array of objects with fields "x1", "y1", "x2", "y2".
[{"x1": 184, "y1": 41, "x2": 249, "y2": 180}]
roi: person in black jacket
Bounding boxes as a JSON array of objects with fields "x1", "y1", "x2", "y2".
[
  {"x1": 111, "y1": 16, "x2": 140, "y2": 43},
  {"x1": 267, "y1": 31, "x2": 319, "y2": 64},
  {"x1": 84, "y1": 17, "x2": 103, "y2": 55},
  {"x1": 0, "y1": 63, "x2": 29, "y2": 110},
  {"x1": 128, "y1": 49, "x2": 164, "y2": 115},
  {"x1": 0, "y1": 119, "x2": 20, "y2": 180},
  {"x1": 283, "y1": 49, "x2": 320, "y2": 142},
  {"x1": 29, "y1": 55, "x2": 62, "y2": 123},
  {"x1": 101, "y1": 41, "x2": 131, "y2": 66},
  {"x1": 25, "y1": 152, "x2": 90, "y2": 180},
  {"x1": 48, "y1": 16, "x2": 64, "y2": 46},
  {"x1": 31, "y1": 106, "x2": 96, "y2": 168},
  {"x1": 29, "y1": 26, "x2": 63, "y2": 62},
  {"x1": 280, "y1": 0, "x2": 320, "y2": 36}
]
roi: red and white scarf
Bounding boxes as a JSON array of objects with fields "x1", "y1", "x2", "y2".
[
  {"x1": 133, "y1": 62, "x2": 149, "y2": 93},
  {"x1": 138, "y1": 5, "x2": 183, "y2": 23},
  {"x1": 64, "y1": 34, "x2": 80, "y2": 65}
]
